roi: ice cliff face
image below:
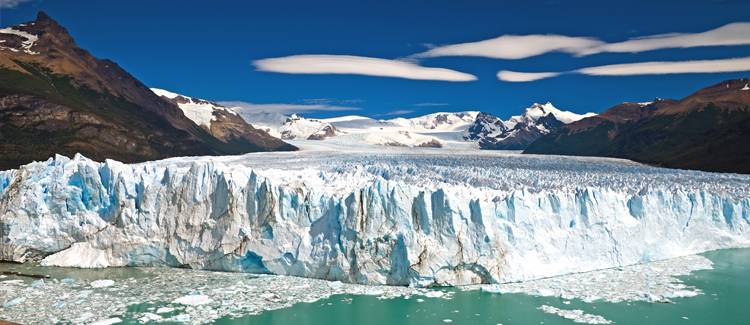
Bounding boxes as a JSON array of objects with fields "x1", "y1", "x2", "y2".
[{"x1": 1, "y1": 152, "x2": 749, "y2": 286}]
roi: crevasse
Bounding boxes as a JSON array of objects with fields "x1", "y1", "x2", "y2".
[{"x1": 0, "y1": 153, "x2": 748, "y2": 286}]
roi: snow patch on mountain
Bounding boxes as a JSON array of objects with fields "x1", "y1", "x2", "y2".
[
  {"x1": 151, "y1": 88, "x2": 237, "y2": 128},
  {"x1": 389, "y1": 111, "x2": 479, "y2": 132},
  {"x1": 468, "y1": 103, "x2": 596, "y2": 150},
  {"x1": 0, "y1": 26, "x2": 39, "y2": 55},
  {"x1": 505, "y1": 102, "x2": 595, "y2": 128},
  {"x1": 279, "y1": 114, "x2": 339, "y2": 140}
]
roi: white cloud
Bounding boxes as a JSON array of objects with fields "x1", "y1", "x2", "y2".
[
  {"x1": 253, "y1": 55, "x2": 477, "y2": 82},
  {"x1": 415, "y1": 35, "x2": 603, "y2": 60},
  {"x1": 498, "y1": 56, "x2": 750, "y2": 82},
  {"x1": 219, "y1": 101, "x2": 361, "y2": 114},
  {"x1": 497, "y1": 70, "x2": 561, "y2": 82},
  {"x1": 374, "y1": 109, "x2": 415, "y2": 117},
  {"x1": 0, "y1": 0, "x2": 33, "y2": 8},
  {"x1": 577, "y1": 56, "x2": 750, "y2": 76},
  {"x1": 415, "y1": 22, "x2": 750, "y2": 60},
  {"x1": 578, "y1": 23, "x2": 750, "y2": 55}
]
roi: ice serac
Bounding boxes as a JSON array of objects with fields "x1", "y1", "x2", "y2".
[{"x1": 1, "y1": 153, "x2": 749, "y2": 286}]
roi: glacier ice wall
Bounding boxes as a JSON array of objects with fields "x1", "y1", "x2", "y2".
[{"x1": 1, "y1": 152, "x2": 749, "y2": 286}]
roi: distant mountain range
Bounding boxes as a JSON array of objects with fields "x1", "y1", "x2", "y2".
[
  {"x1": 0, "y1": 12, "x2": 294, "y2": 170},
  {"x1": 213, "y1": 99, "x2": 593, "y2": 149},
  {"x1": 525, "y1": 78, "x2": 750, "y2": 174}
]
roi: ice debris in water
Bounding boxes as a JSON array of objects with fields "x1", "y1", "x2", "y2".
[
  {"x1": 90, "y1": 317, "x2": 123, "y2": 325},
  {"x1": 90, "y1": 279, "x2": 115, "y2": 288},
  {"x1": 0, "y1": 266, "x2": 450, "y2": 324},
  {"x1": 173, "y1": 294, "x2": 213, "y2": 306},
  {"x1": 538, "y1": 305, "x2": 612, "y2": 324},
  {"x1": 468, "y1": 254, "x2": 713, "y2": 303}
]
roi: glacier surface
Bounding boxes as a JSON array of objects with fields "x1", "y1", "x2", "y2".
[{"x1": 1, "y1": 149, "x2": 749, "y2": 286}]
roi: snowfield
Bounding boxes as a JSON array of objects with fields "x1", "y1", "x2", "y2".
[{"x1": 1, "y1": 146, "x2": 748, "y2": 286}]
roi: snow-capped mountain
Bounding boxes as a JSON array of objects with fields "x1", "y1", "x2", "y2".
[
  {"x1": 0, "y1": 12, "x2": 294, "y2": 170},
  {"x1": 506, "y1": 102, "x2": 596, "y2": 128},
  {"x1": 526, "y1": 78, "x2": 750, "y2": 173},
  {"x1": 389, "y1": 111, "x2": 479, "y2": 131},
  {"x1": 151, "y1": 88, "x2": 238, "y2": 128},
  {"x1": 279, "y1": 114, "x2": 340, "y2": 140},
  {"x1": 240, "y1": 112, "x2": 459, "y2": 148},
  {"x1": 235, "y1": 102, "x2": 593, "y2": 150},
  {"x1": 467, "y1": 102, "x2": 596, "y2": 150},
  {"x1": 151, "y1": 88, "x2": 295, "y2": 151},
  {"x1": 463, "y1": 112, "x2": 506, "y2": 141}
]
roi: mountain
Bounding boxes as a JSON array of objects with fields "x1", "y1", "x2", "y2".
[
  {"x1": 466, "y1": 103, "x2": 596, "y2": 150},
  {"x1": 278, "y1": 114, "x2": 340, "y2": 140},
  {"x1": 388, "y1": 111, "x2": 479, "y2": 131},
  {"x1": 0, "y1": 12, "x2": 294, "y2": 170},
  {"x1": 239, "y1": 112, "x2": 467, "y2": 148},
  {"x1": 524, "y1": 78, "x2": 750, "y2": 174},
  {"x1": 151, "y1": 88, "x2": 293, "y2": 150},
  {"x1": 237, "y1": 107, "x2": 595, "y2": 150}
]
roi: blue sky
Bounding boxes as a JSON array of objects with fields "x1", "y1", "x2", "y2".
[{"x1": 2, "y1": 0, "x2": 750, "y2": 118}]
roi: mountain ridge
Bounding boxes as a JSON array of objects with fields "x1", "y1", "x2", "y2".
[
  {"x1": 0, "y1": 12, "x2": 294, "y2": 170},
  {"x1": 524, "y1": 78, "x2": 750, "y2": 174}
]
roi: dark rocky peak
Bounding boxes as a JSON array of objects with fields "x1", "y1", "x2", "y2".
[
  {"x1": 17, "y1": 11, "x2": 77, "y2": 49},
  {"x1": 535, "y1": 113, "x2": 564, "y2": 130},
  {"x1": 464, "y1": 112, "x2": 505, "y2": 141}
]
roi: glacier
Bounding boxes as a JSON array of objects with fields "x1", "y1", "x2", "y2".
[{"x1": 1, "y1": 149, "x2": 749, "y2": 286}]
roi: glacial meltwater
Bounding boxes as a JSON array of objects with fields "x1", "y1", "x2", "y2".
[{"x1": 1, "y1": 248, "x2": 749, "y2": 324}]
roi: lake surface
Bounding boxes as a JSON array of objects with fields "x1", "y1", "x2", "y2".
[
  {"x1": 218, "y1": 248, "x2": 750, "y2": 325},
  {"x1": 1, "y1": 248, "x2": 748, "y2": 324}
]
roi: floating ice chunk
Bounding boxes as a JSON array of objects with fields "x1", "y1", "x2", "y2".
[
  {"x1": 43, "y1": 242, "x2": 117, "y2": 268},
  {"x1": 173, "y1": 294, "x2": 213, "y2": 306},
  {"x1": 538, "y1": 305, "x2": 612, "y2": 324},
  {"x1": 1, "y1": 280, "x2": 24, "y2": 286},
  {"x1": 3, "y1": 297, "x2": 25, "y2": 308},
  {"x1": 90, "y1": 317, "x2": 122, "y2": 325},
  {"x1": 424, "y1": 291, "x2": 445, "y2": 298},
  {"x1": 138, "y1": 313, "x2": 163, "y2": 322},
  {"x1": 327, "y1": 281, "x2": 344, "y2": 290},
  {"x1": 443, "y1": 319, "x2": 453, "y2": 323},
  {"x1": 90, "y1": 279, "x2": 115, "y2": 288},
  {"x1": 156, "y1": 307, "x2": 175, "y2": 314},
  {"x1": 171, "y1": 314, "x2": 191, "y2": 322},
  {"x1": 31, "y1": 279, "x2": 45, "y2": 288}
]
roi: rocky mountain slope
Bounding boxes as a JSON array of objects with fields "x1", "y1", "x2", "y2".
[
  {"x1": 0, "y1": 12, "x2": 294, "y2": 170},
  {"x1": 525, "y1": 79, "x2": 750, "y2": 174},
  {"x1": 279, "y1": 114, "x2": 340, "y2": 140},
  {"x1": 466, "y1": 103, "x2": 595, "y2": 149},
  {"x1": 151, "y1": 88, "x2": 294, "y2": 150}
]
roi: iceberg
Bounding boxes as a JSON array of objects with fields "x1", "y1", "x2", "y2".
[{"x1": 1, "y1": 151, "x2": 749, "y2": 286}]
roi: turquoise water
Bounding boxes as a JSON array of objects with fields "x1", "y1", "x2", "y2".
[
  {"x1": 219, "y1": 249, "x2": 750, "y2": 325},
  {"x1": 2, "y1": 249, "x2": 748, "y2": 324}
]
